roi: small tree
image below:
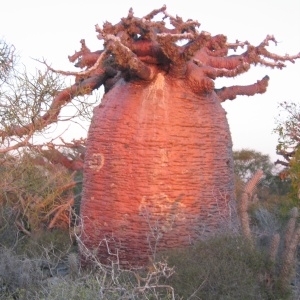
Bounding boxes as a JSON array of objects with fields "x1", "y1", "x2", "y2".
[
  {"x1": 0, "y1": 40, "x2": 85, "y2": 235},
  {"x1": 234, "y1": 149, "x2": 273, "y2": 182},
  {"x1": 275, "y1": 101, "x2": 300, "y2": 201},
  {"x1": 234, "y1": 149, "x2": 291, "y2": 202}
]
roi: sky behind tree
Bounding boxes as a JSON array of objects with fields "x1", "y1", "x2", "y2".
[{"x1": 1, "y1": 0, "x2": 300, "y2": 161}]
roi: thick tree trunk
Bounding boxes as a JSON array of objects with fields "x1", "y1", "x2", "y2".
[{"x1": 81, "y1": 71, "x2": 235, "y2": 267}]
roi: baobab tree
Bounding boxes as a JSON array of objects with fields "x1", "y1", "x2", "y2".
[{"x1": 1, "y1": 6, "x2": 300, "y2": 267}]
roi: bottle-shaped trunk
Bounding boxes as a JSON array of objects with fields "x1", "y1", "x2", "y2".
[{"x1": 81, "y1": 73, "x2": 235, "y2": 267}]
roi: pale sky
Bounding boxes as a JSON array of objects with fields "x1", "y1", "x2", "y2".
[{"x1": 1, "y1": 0, "x2": 300, "y2": 162}]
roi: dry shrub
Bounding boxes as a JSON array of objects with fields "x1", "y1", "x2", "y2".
[
  {"x1": 0, "y1": 206, "x2": 21, "y2": 249},
  {"x1": 0, "y1": 248, "x2": 43, "y2": 299},
  {"x1": 42, "y1": 277, "x2": 102, "y2": 300},
  {"x1": 0, "y1": 152, "x2": 76, "y2": 234}
]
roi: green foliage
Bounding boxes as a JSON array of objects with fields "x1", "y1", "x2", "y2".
[
  {"x1": 42, "y1": 277, "x2": 102, "y2": 300},
  {"x1": 236, "y1": 169, "x2": 300, "y2": 299},
  {"x1": 0, "y1": 222, "x2": 299, "y2": 299},
  {"x1": 249, "y1": 194, "x2": 296, "y2": 225},
  {"x1": 234, "y1": 149, "x2": 273, "y2": 182},
  {"x1": 18, "y1": 229, "x2": 74, "y2": 259},
  {"x1": 274, "y1": 101, "x2": 300, "y2": 153},
  {"x1": 273, "y1": 101, "x2": 300, "y2": 211},
  {"x1": 233, "y1": 149, "x2": 291, "y2": 205},
  {"x1": 288, "y1": 146, "x2": 300, "y2": 200},
  {"x1": 162, "y1": 235, "x2": 272, "y2": 299}
]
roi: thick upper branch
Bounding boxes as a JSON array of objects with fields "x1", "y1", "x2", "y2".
[
  {"x1": 216, "y1": 75, "x2": 269, "y2": 102},
  {"x1": 40, "y1": 148, "x2": 84, "y2": 171},
  {"x1": 105, "y1": 35, "x2": 154, "y2": 80}
]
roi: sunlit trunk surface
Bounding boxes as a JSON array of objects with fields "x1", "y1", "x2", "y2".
[{"x1": 81, "y1": 72, "x2": 235, "y2": 267}]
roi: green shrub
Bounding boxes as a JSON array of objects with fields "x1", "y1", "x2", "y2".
[
  {"x1": 162, "y1": 235, "x2": 273, "y2": 299},
  {"x1": 42, "y1": 277, "x2": 102, "y2": 300}
]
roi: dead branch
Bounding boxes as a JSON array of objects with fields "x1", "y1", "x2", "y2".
[
  {"x1": 44, "y1": 49, "x2": 108, "y2": 77},
  {"x1": 0, "y1": 74, "x2": 107, "y2": 140},
  {"x1": 0, "y1": 133, "x2": 33, "y2": 153},
  {"x1": 47, "y1": 197, "x2": 74, "y2": 229}
]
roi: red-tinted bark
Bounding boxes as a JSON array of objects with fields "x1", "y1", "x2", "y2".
[{"x1": 81, "y1": 73, "x2": 235, "y2": 266}]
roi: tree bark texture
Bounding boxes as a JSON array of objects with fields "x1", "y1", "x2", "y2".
[{"x1": 81, "y1": 72, "x2": 235, "y2": 267}]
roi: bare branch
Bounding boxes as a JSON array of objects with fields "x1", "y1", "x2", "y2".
[
  {"x1": 0, "y1": 74, "x2": 106, "y2": 139},
  {"x1": 0, "y1": 40, "x2": 16, "y2": 83},
  {"x1": 68, "y1": 39, "x2": 91, "y2": 63},
  {"x1": 200, "y1": 61, "x2": 250, "y2": 79},
  {"x1": 157, "y1": 32, "x2": 195, "y2": 42},
  {"x1": 275, "y1": 159, "x2": 290, "y2": 167},
  {"x1": 227, "y1": 39, "x2": 250, "y2": 51},
  {"x1": 162, "y1": 9, "x2": 200, "y2": 33},
  {"x1": 0, "y1": 133, "x2": 32, "y2": 153},
  {"x1": 216, "y1": 75, "x2": 269, "y2": 102},
  {"x1": 43, "y1": 50, "x2": 108, "y2": 77},
  {"x1": 244, "y1": 35, "x2": 300, "y2": 68},
  {"x1": 47, "y1": 197, "x2": 74, "y2": 229},
  {"x1": 143, "y1": 5, "x2": 167, "y2": 20}
]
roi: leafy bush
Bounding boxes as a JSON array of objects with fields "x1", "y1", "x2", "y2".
[{"x1": 162, "y1": 235, "x2": 272, "y2": 299}]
